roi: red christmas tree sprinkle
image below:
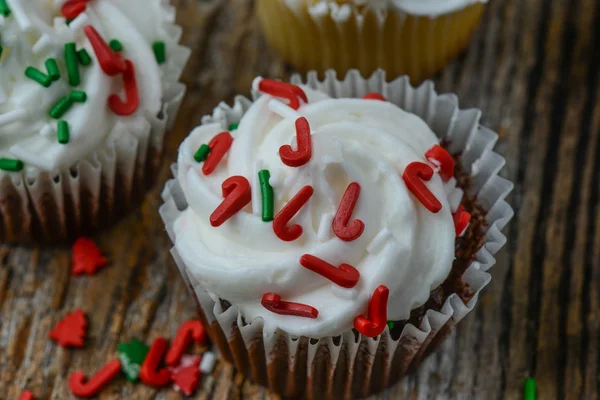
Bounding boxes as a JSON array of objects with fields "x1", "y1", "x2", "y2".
[
  {"x1": 72, "y1": 237, "x2": 108, "y2": 276},
  {"x1": 49, "y1": 309, "x2": 87, "y2": 348},
  {"x1": 18, "y1": 390, "x2": 34, "y2": 400},
  {"x1": 168, "y1": 354, "x2": 201, "y2": 375},
  {"x1": 172, "y1": 363, "x2": 201, "y2": 396}
]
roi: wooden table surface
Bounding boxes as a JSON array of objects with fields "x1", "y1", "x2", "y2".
[{"x1": 2, "y1": 0, "x2": 600, "y2": 398}]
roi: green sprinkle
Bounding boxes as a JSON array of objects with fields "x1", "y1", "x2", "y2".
[
  {"x1": 77, "y1": 49, "x2": 92, "y2": 66},
  {"x1": 194, "y1": 144, "x2": 211, "y2": 163},
  {"x1": 57, "y1": 120, "x2": 69, "y2": 144},
  {"x1": 0, "y1": 45, "x2": 3, "y2": 60},
  {"x1": 118, "y1": 339, "x2": 149, "y2": 382},
  {"x1": 228, "y1": 123, "x2": 239, "y2": 131},
  {"x1": 24, "y1": 67, "x2": 52, "y2": 88},
  {"x1": 109, "y1": 39, "x2": 123, "y2": 52},
  {"x1": 64, "y1": 43, "x2": 80, "y2": 86},
  {"x1": 387, "y1": 321, "x2": 395, "y2": 330},
  {"x1": 45, "y1": 58, "x2": 60, "y2": 81},
  {"x1": 258, "y1": 169, "x2": 274, "y2": 222},
  {"x1": 0, "y1": 158, "x2": 23, "y2": 172},
  {"x1": 524, "y1": 378, "x2": 536, "y2": 400},
  {"x1": 49, "y1": 96, "x2": 73, "y2": 119},
  {"x1": 69, "y1": 90, "x2": 87, "y2": 103},
  {"x1": 0, "y1": 0, "x2": 10, "y2": 17},
  {"x1": 152, "y1": 41, "x2": 166, "y2": 64}
]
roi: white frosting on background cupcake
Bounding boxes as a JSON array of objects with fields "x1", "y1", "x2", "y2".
[
  {"x1": 172, "y1": 85, "x2": 459, "y2": 338},
  {"x1": 0, "y1": 0, "x2": 187, "y2": 173}
]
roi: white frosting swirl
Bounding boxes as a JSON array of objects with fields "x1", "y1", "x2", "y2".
[
  {"x1": 173, "y1": 87, "x2": 457, "y2": 338},
  {"x1": 0, "y1": 0, "x2": 183, "y2": 172}
]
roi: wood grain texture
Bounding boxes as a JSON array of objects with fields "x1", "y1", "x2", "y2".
[{"x1": 1, "y1": 0, "x2": 600, "y2": 398}]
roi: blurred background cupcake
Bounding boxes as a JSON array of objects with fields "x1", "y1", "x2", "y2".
[
  {"x1": 256, "y1": 0, "x2": 487, "y2": 82},
  {"x1": 0, "y1": 0, "x2": 189, "y2": 243}
]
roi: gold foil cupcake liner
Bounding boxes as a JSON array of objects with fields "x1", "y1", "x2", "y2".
[{"x1": 160, "y1": 69, "x2": 513, "y2": 399}]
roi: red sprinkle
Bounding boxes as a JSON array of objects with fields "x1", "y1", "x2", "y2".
[
  {"x1": 425, "y1": 145, "x2": 455, "y2": 182},
  {"x1": 279, "y1": 117, "x2": 312, "y2": 167},
  {"x1": 108, "y1": 60, "x2": 139, "y2": 116},
  {"x1": 172, "y1": 362, "x2": 201, "y2": 396},
  {"x1": 69, "y1": 359, "x2": 122, "y2": 398},
  {"x1": 203, "y1": 131, "x2": 234, "y2": 175},
  {"x1": 83, "y1": 26, "x2": 126, "y2": 76},
  {"x1": 272, "y1": 185, "x2": 314, "y2": 241},
  {"x1": 72, "y1": 237, "x2": 108, "y2": 276},
  {"x1": 332, "y1": 182, "x2": 365, "y2": 241},
  {"x1": 210, "y1": 176, "x2": 251, "y2": 227},
  {"x1": 140, "y1": 337, "x2": 171, "y2": 388},
  {"x1": 49, "y1": 309, "x2": 87, "y2": 348},
  {"x1": 362, "y1": 93, "x2": 386, "y2": 101},
  {"x1": 300, "y1": 254, "x2": 359, "y2": 288},
  {"x1": 453, "y1": 205, "x2": 471, "y2": 237},
  {"x1": 62, "y1": 0, "x2": 88, "y2": 20},
  {"x1": 168, "y1": 355, "x2": 201, "y2": 375},
  {"x1": 354, "y1": 285, "x2": 389, "y2": 337},
  {"x1": 165, "y1": 320, "x2": 206, "y2": 367},
  {"x1": 18, "y1": 390, "x2": 34, "y2": 400},
  {"x1": 402, "y1": 162, "x2": 442, "y2": 213},
  {"x1": 261, "y1": 293, "x2": 318, "y2": 318},
  {"x1": 258, "y1": 78, "x2": 308, "y2": 110}
]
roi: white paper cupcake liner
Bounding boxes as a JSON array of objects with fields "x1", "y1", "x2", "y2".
[
  {"x1": 0, "y1": 15, "x2": 191, "y2": 244},
  {"x1": 159, "y1": 69, "x2": 513, "y2": 399}
]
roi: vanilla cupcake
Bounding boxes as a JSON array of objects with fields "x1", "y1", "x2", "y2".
[
  {"x1": 257, "y1": 0, "x2": 487, "y2": 82},
  {"x1": 160, "y1": 70, "x2": 513, "y2": 399},
  {"x1": 0, "y1": 0, "x2": 189, "y2": 243}
]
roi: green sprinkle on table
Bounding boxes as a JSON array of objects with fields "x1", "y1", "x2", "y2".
[
  {"x1": 49, "y1": 97, "x2": 73, "y2": 119},
  {"x1": 24, "y1": 67, "x2": 51, "y2": 88},
  {"x1": 57, "y1": 120, "x2": 69, "y2": 144},
  {"x1": 118, "y1": 339, "x2": 149, "y2": 382},
  {"x1": 0, "y1": 158, "x2": 23, "y2": 172},
  {"x1": 69, "y1": 90, "x2": 87, "y2": 103},
  {"x1": 0, "y1": 0, "x2": 10, "y2": 17},
  {"x1": 77, "y1": 49, "x2": 92, "y2": 66},
  {"x1": 524, "y1": 378, "x2": 536, "y2": 400},
  {"x1": 194, "y1": 144, "x2": 211, "y2": 163},
  {"x1": 45, "y1": 58, "x2": 60, "y2": 81},
  {"x1": 64, "y1": 43, "x2": 80, "y2": 86},
  {"x1": 258, "y1": 169, "x2": 274, "y2": 222},
  {"x1": 109, "y1": 39, "x2": 123, "y2": 52},
  {"x1": 152, "y1": 41, "x2": 166, "y2": 64},
  {"x1": 228, "y1": 122, "x2": 239, "y2": 131},
  {"x1": 387, "y1": 321, "x2": 395, "y2": 330},
  {"x1": 0, "y1": 44, "x2": 4, "y2": 60}
]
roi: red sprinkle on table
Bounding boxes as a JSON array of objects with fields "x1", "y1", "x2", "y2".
[
  {"x1": 261, "y1": 293, "x2": 318, "y2": 318},
  {"x1": 140, "y1": 337, "x2": 171, "y2": 388},
  {"x1": 49, "y1": 309, "x2": 87, "y2": 348},
  {"x1": 62, "y1": 0, "x2": 89, "y2": 20},
  {"x1": 453, "y1": 205, "x2": 471, "y2": 237},
  {"x1": 425, "y1": 144, "x2": 455, "y2": 182},
  {"x1": 362, "y1": 93, "x2": 386, "y2": 101},
  {"x1": 84, "y1": 25, "x2": 127, "y2": 76},
  {"x1": 402, "y1": 162, "x2": 443, "y2": 213},
  {"x1": 165, "y1": 320, "x2": 206, "y2": 367},
  {"x1": 172, "y1": 362, "x2": 201, "y2": 396},
  {"x1": 203, "y1": 131, "x2": 234, "y2": 175},
  {"x1": 108, "y1": 60, "x2": 139, "y2": 115},
  {"x1": 332, "y1": 182, "x2": 365, "y2": 241},
  {"x1": 69, "y1": 359, "x2": 122, "y2": 398},
  {"x1": 210, "y1": 176, "x2": 251, "y2": 227},
  {"x1": 18, "y1": 390, "x2": 34, "y2": 400},
  {"x1": 258, "y1": 78, "x2": 308, "y2": 110},
  {"x1": 354, "y1": 285, "x2": 389, "y2": 337},
  {"x1": 273, "y1": 185, "x2": 314, "y2": 241},
  {"x1": 72, "y1": 237, "x2": 108, "y2": 276},
  {"x1": 300, "y1": 254, "x2": 360, "y2": 288},
  {"x1": 279, "y1": 117, "x2": 312, "y2": 167}
]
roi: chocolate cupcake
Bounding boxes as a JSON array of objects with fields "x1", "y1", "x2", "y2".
[
  {"x1": 0, "y1": 0, "x2": 189, "y2": 243},
  {"x1": 160, "y1": 70, "x2": 513, "y2": 399}
]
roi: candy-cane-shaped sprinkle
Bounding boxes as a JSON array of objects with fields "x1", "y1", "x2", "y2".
[
  {"x1": 332, "y1": 182, "x2": 365, "y2": 241},
  {"x1": 425, "y1": 145, "x2": 455, "y2": 182},
  {"x1": 268, "y1": 99, "x2": 301, "y2": 121},
  {"x1": 258, "y1": 169, "x2": 275, "y2": 222},
  {"x1": 279, "y1": 117, "x2": 312, "y2": 167},
  {"x1": 362, "y1": 93, "x2": 386, "y2": 101},
  {"x1": 203, "y1": 131, "x2": 233, "y2": 175},
  {"x1": 300, "y1": 254, "x2": 360, "y2": 288},
  {"x1": 453, "y1": 205, "x2": 471, "y2": 237},
  {"x1": 261, "y1": 293, "x2": 318, "y2": 319},
  {"x1": 83, "y1": 25, "x2": 126, "y2": 76},
  {"x1": 317, "y1": 213, "x2": 333, "y2": 242},
  {"x1": 402, "y1": 162, "x2": 442, "y2": 213},
  {"x1": 255, "y1": 78, "x2": 308, "y2": 110},
  {"x1": 140, "y1": 337, "x2": 171, "y2": 388},
  {"x1": 366, "y1": 228, "x2": 391, "y2": 254},
  {"x1": 273, "y1": 185, "x2": 313, "y2": 241},
  {"x1": 69, "y1": 359, "x2": 122, "y2": 398},
  {"x1": 210, "y1": 176, "x2": 251, "y2": 227},
  {"x1": 108, "y1": 60, "x2": 139, "y2": 115},
  {"x1": 165, "y1": 320, "x2": 206, "y2": 367},
  {"x1": 18, "y1": 390, "x2": 34, "y2": 400},
  {"x1": 354, "y1": 285, "x2": 389, "y2": 337}
]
